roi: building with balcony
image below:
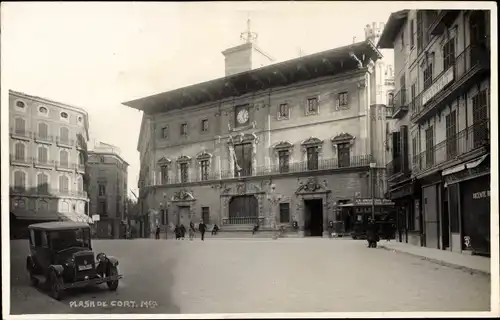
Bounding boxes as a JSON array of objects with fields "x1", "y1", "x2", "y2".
[
  {"x1": 123, "y1": 22, "x2": 396, "y2": 238},
  {"x1": 87, "y1": 141, "x2": 129, "y2": 239},
  {"x1": 378, "y1": 9, "x2": 491, "y2": 255},
  {"x1": 9, "y1": 90, "x2": 92, "y2": 238}
]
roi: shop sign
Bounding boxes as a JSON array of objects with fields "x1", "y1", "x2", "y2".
[
  {"x1": 422, "y1": 67, "x2": 454, "y2": 105},
  {"x1": 355, "y1": 198, "x2": 395, "y2": 206},
  {"x1": 472, "y1": 190, "x2": 490, "y2": 200}
]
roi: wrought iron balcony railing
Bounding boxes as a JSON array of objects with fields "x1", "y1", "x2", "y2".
[
  {"x1": 148, "y1": 154, "x2": 373, "y2": 187},
  {"x1": 10, "y1": 128, "x2": 32, "y2": 140},
  {"x1": 56, "y1": 137, "x2": 75, "y2": 147},
  {"x1": 34, "y1": 159, "x2": 55, "y2": 167},
  {"x1": 222, "y1": 217, "x2": 265, "y2": 225},
  {"x1": 410, "y1": 44, "x2": 490, "y2": 123},
  {"x1": 392, "y1": 89, "x2": 409, "y2": 119},
  {"x1": 412, "y1": 119, "x2": 489, "y2": 174},
  {"x1": 56, "y1": 161, "x2": 74, "y2": 171},
  {"x1": 10, "y1": 155, "x2": 34, "y2": 166},
  {"x1": 34, "y1": 134, "x2": 55, "y2": 143},
  {"x1": 9, "y1": 187, "x2": 88, "y2": 199}
]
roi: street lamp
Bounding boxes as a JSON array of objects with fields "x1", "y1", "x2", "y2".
[
  {"x1": 370, "y1": 162, "x2": 377, "y2": 220},
  {"x1": 266, "y1": 184, "x2": 283, "y2": 232}
]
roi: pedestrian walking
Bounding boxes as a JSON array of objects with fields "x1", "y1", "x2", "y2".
[
  {"x1": 366, "y1": 219, "x2": 380, "y2": 248},
  {"x1": 155, "y1": 225, "x2": 160, "y2": 240},
  {"x1": 189, "y1": 221, "x2": 196, "y2": 240},
  {"x1": 180, "y1": 224, "x2": 186, "y2": 240},
  {"x1": 174, "y1": 224, "x2": 181, "y2": 240},
  {"x1": 198, "y1": 220, "x2": 207, "y2": 241}
]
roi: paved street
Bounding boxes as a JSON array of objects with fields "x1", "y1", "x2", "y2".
[{"x1": 10, "y1": 238, "x2": 490, "y2": 314}]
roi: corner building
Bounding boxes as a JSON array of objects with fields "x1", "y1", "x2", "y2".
[
  {"x1": 124, "y1": 24, "x2": 396, "y2": 237},
  {"x1": 87, "y1": 142, "x2": 129, "y2": 239},
  {"x1": 379, "y1": 10, "x2": 491, "y2": 255},
  {"x1": 9, "y1": 90, "x2": 92, "y2": 238}
]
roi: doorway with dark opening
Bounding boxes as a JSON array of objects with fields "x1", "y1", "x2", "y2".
[{"x1": 304, "y1": 199, "x2": 323, "y2": 237}]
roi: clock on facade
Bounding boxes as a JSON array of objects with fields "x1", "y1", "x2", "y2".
[{"x1": 235, "y1": 106, "x2": 250, "y2": 126}]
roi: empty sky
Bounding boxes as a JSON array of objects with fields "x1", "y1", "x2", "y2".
[{"x1": 2, "y1": 2, "x2": 422, "y2": 196}]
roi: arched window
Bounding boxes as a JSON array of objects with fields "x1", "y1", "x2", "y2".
[
  {"x1": 38, "y1": 122, "x2": 48, "y2": 139},
  {"x1": 38, "y1": 146, "x2": 48, "y2": 163},
  {"x1": 14, "y1": 143, "x2": 25, "y2": 161},
  {"x1": 59, "y1": 149, "x2": 69, "y2": 166},
  {"x1": 60, "y1": 127, "x2": 69, "y2": 143},
  {"x1": 14, "y1": 117, "x2": 26, "y2": 135},
  {"x1": 37, "y1": 172, "x2": 49, "y2": 193},
  {"x1": 59, "y1": 175, "x2": 69, "y2": 193},
  {"x1": 76, "y1": 176, "x2": 84, "y2": 193},
  {"x1": 388, "y1": 93, "x2": 394, "y2": 107},
  {"x1": 13, "y1": 171, "x2": 26, "y2": 190}
]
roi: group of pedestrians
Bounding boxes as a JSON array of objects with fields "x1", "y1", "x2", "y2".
[{"x1": 154, "y1": 220, "x2": 220, "y2": 241}]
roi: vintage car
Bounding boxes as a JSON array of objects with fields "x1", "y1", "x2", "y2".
[{"x1": 26, "y1": 221, "x2": 123, "y2": 300}]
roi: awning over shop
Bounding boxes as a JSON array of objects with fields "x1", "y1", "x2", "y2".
[
  {"x1": 58, "y1": 212, "x2": 93, "y2": 224},
  {"x1": 442, "y1": 154, "x2": 490, "y2": 176},
  {"x1": 11, "y1": 210, "x2": 59, "y2": 221},
  {"x1": 466, "y1": 154, "x2": 489, "y2": 169},
  {"x1": 442, "y1": 164, "x2": 466, "y2": 176}
]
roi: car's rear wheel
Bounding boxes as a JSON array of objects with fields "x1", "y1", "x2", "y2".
[
  {"x1": 106, "y1": 266, "x2": 119, "y2": 291},
  {"x1": 49, "y1": 271, "x2": 64, "y2": 300}
]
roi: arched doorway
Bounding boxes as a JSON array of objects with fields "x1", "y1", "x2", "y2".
[{"x1": 228, "y1": 195, "x2": 258, "y2": 225}]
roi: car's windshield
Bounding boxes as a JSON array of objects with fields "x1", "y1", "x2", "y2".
[{"x1": 49, "y1": 228, "x2": 91, "y2": 251}]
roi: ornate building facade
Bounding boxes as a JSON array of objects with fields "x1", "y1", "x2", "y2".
[
  {"x1": 9, "y1": 90, "x2": 91, "y2": 238},
  {"x1": 87, "y1": 142, "x2": 129, "y2": 239},
  {"x1": 124, "y1": 23, "x2": 396, "y2": 237},
  {"x1": 379, "y1": 10, "x2": 491, "y2": 255}
]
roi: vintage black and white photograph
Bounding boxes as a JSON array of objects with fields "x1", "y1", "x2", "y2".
[{"x1": 1, "y1": 1, "x2": 496, "y2": 318}]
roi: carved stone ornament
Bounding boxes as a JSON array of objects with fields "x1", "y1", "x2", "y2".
[
  {"x1": 157, "y1": 157, "x2": 172, "y2": 165},
  {"x1": 228, "y1": 132, "x2": 258, "y2": 145},
  {"x1": 301, "y1": 136, "x2": 323, "y2": 152},
  {"x1": 172, "y1": 189, "x2": 195, "y2": 201},
  {"x1": 296, "y1": 177, "x2": 327, "y2": 194},
  {"x1": 236, "y1": 183, "x2": 246, "y2": 195},
  {"x1": 331, "y1": 132, "x2": 355, "y2": 145},
  {"x1": 273, "y1": 141, "x2": 294, "y2": 150},
  {"x1": 196, "y1": 151, "x2": 212, "y2": 160},
  {"x1": 177, "y1": 155, "x2": 192, "y2": 163}
]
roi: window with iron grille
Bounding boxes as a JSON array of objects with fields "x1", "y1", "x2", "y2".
[
  {"x1": 161, "y1": 126, "x2": 168, "y2": 139},
  {"x1": 445, "y1": 110, "x2": 457, "y2": 159},
  {"x1": 337, "y1": 143, "x2": 350, "y2": 168},
  {"x1": 160, "y1": 165, "x2": 169, "y2": 184},
  {"x1": 416, "y1": 11, "x2": 423, "y2": 53},
  {"x1": 202, "y1": 207, "x2": 210, "y2": 223},
  {"x1": 201, "y1": 119, "x2": 209, "y2": 132},
  {"x1": 307, "y1": 97, "x2": 318, "y2": 113},
  {"x1": 278, "y1": 103, "x2": 289, "y2": 118},
  {"x1": 99, "y1": 183, "x2": 106, "y2": 196},
  {"x1": 15, "y1": 117, "x2": 26, "y2": 135},
  {"x1": 410, "y1": 19, "x2": 415, "y2": 48},
  {"x1": 234, "y1": 143, "x2": 252, "y2": 176},
  {"x1": 59, "y1": 175, "x2": 69, "y2": 193},
  {"x1": 38, "y1": 122, "x2": 48, "y2": 139},
  {"x1": 472, "y1": 89, "x2": 488, "y2": 148},
  {"x1": 423, "y1": 64, "x2": 433, "y2": 90},
  {"x1": 180, "y1": 163, "x2": 189, "y2": 183},
  {"x1": 180, "y1": 123, "x2": 188, "y2": 136},
  {"x1": 392, "y1": 131, "x2": 401, "y2": 173},
  {"x1": 99, "y1": 201, "x2": 107, "y2": 216},
  {"x1": 15, "y1": 143, "x2": 25, "y2": 160},
  {"x1": 306, "y1": 147, "x2": 319, "y2": 170},
  {"x1": 278, "y1": 150, "x2": 290, "y2": 173},
  {"x1": 338, "y1": 92, "x2": 349, "y2": 106},
  {"x1": 279, "y1": 203, "x2": 290, "y2": 223},
  {"x1": 400, "y1": 75, "x2": 406, "y2": 105},
  {"x1": 200, "y1": 160, "x2": 209, "y2": 180},
  {"x1": 425, "y1": 126, "x2": 434, "y2": 167},
  {"x1": 443, "y1": 38, "x2": 456, "y2": 70},
  {"x1": 400, "y1": 126, "x2": 409, "y2": 173},
  {"x1": 412, "y1": 136, "x2": 418, "y2": 167},
  {"x1": 14, "y1": 171, "x2": 26, "y2": 191},
  {"x1": 37, "y1": 173, "x2": 49, "y2": 193}
]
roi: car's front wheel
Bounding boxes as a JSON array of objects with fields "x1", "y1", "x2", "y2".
[
  {"x1": 49, "y1": 271, "x2": 64, "y2": 300},
  {"x1": 106, "y1": 266, "x2": 119, "y2": 291}
]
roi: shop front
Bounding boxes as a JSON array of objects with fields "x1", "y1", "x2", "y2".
[
  {"x1": 388, "y1": 179, "x2": 419, "y2": 244},
  {"x1": 443, "y1": 154, "x2": 490, "y2": 256}
]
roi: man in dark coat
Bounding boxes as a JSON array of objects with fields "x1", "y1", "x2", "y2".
[
  {"x1": 366, "y1": 219, "x2": 380, "y2": 248},
  {"x1": 211, "y1": 224, "x2": 220, "y2": 236},
  {"x1": 155, "y1": 225, "x2": 160, "y2": 240},
  {"x1": 198, "y1": 220, "x2": 207, "y2": 241},
  {"x1": 174, "y1": 225, "x2": 181, "y2": 240}
]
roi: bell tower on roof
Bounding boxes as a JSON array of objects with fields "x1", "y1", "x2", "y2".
[{"x1": 221, "y1": 17, "x2": 275, "y2": 77}]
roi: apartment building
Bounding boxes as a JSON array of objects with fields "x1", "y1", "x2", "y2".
[
  {"x1": 9, "y1": 90, "x2": 92, "y2": 238},
  {"x1": 88, "y1": 142, "x2": 129, "y2": 239},
  {"x1": 379, "y1": 10, "x2": 491, "y2": 255},
  {"x1": 123, "y1": 22, "x2": 396, "y2": 238}
]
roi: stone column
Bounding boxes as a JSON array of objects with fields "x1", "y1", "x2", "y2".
[{"x1": 228, "y1": 144, "x2": 235, "y2": 178}]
